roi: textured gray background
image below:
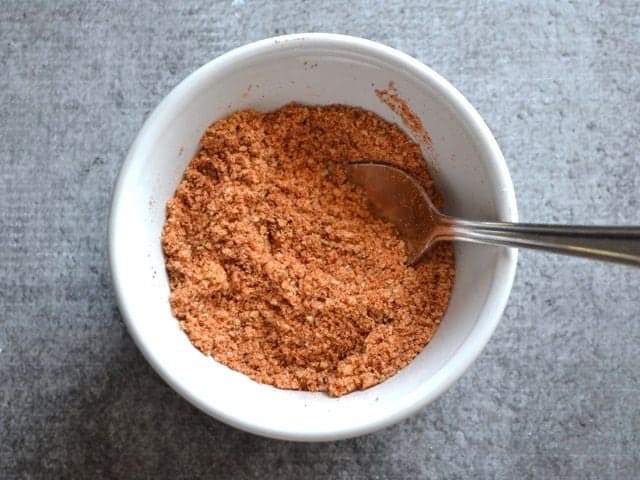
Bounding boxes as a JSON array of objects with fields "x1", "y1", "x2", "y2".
[{"x1": 1, "y1": 1, "x2": 639, "y2": 478}]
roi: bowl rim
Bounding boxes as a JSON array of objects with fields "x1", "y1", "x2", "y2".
[{"x1": 108, "y1": 32, "x2": 518, "y2": 441}]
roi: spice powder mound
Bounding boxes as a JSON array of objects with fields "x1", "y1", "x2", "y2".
[{"x1": 162, "y1": 104, "x2": 455, "y2": 397}]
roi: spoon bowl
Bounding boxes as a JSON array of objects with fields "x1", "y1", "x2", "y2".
[{"x1": 347, "y1": 162, "x2": 443, "y2": 263}]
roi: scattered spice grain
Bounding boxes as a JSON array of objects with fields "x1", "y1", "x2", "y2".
[
  {"x1": 162, "y1": 104, "x2": 455, "y2": 396},
  {"x1": 375, "y1": 82, "x2": 432, "y2": 147}
]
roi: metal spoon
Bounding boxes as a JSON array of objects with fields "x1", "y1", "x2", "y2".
[{"x1": 346, "y1": 162, "x2": 640, "y2": 266}]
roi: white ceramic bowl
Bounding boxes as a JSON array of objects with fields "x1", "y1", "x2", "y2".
[{"x1": 109, "y1": 33, "x2": 518, "y2": 441}]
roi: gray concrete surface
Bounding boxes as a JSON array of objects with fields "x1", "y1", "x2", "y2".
[{"x1": 1, "y1": 1, "x2": 639, "y2": 478}]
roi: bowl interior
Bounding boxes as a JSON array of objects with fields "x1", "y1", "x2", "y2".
[{"x1": 110, "y1": 34, "x2": 517, "y2": 441}]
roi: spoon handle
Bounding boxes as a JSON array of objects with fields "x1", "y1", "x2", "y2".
[{"x1": 439, "y1": 219, "x2": 640, "y2": 266}]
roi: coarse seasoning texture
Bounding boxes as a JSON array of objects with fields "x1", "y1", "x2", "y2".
[{"x1": 162, "y1": 104, "x2": 455, "y2": 396}]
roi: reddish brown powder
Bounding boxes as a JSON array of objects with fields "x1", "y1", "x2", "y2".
[
  {"x1": 375, "y1": 82, "x2": 432, "y2": 147},
  {"x1": 161, "y1": 104, "x2": 455, "y2": 396}
]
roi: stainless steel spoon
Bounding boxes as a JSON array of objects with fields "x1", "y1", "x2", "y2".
[{"x1": 347, "y1": 162, "x2": 640, "y2": 266}]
